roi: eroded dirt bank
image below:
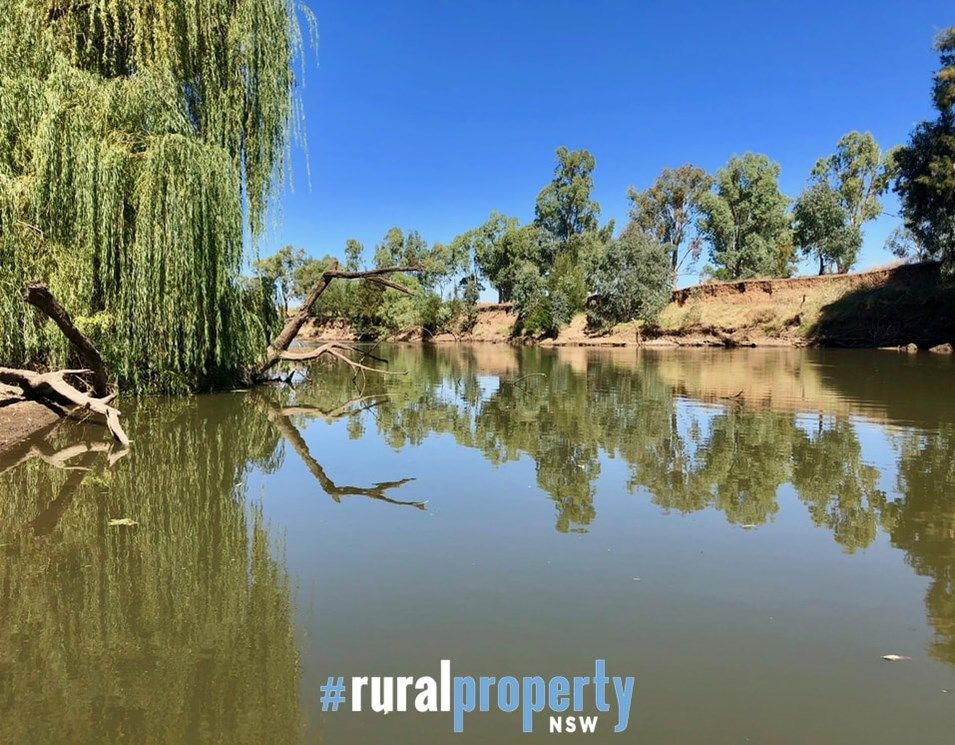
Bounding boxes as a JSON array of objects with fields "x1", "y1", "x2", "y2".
[{"x1": 301, "y1": 262, "x2": 955, "y2": 350}]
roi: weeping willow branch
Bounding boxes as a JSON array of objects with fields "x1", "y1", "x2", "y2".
[{"x1": 0, "y1": 1, "x2": 311, "y2": 392}]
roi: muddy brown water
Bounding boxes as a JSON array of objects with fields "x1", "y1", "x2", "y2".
[{"x1": 1, "y1": 346, "x2": 953, "y2": 743}]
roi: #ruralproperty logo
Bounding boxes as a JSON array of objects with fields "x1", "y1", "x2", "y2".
[{"x1": 319, "y1": 659, "x2": 635, "y2": 734}]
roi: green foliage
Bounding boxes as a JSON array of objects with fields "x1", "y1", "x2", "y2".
[
  {"x1": 894, "y1": 28, "x2": 955, "y2": 272},
  {"x1": 792, "y1": 183, "x2": 862, "y2": 274},
  {"x1": 344, "y1": 238, "x2": 364, "y2": 271},
  {"x1": 811, "y1": 131, "x2": 895, "y2": 235},
  {"x1": 374, "y1": 226, "x2": 464, "y2": 290},
  {"x1": 512, "y1": 252, "x2": 587, "y2": 337},
  {"x1": 627, "y1": 164, "x2": 712, "y2": 279},
  {"x1": 0, "y1": 1, "x2": 307, "y2": 391},
  {"x1": 932, "y1": 26, "x2": 955, "y2": 113},
  {"x1": 454, "y1": 214, "x2": 552, "y2": 303},
  {"x1": 698, "y1": 153, "x2": 793, "y2": 280},
  {"x1": 534, "y1": 147, "x2": 600, "y2": 241},
  {"x1": 254, "y1": 245, "x2": 307, "y2": 314},
  {"x1": 884, "y1": 226, "x2": 933, "y2": 262},
  {"x1": 332, "y1": 230, "x2": 468, "y2": 338},
  {"x1": 587, "y1": 231, "x2": 673, "y2": 330},
  {"x1": 459, "y1": 275, "x2": 482, "y2": 331}
]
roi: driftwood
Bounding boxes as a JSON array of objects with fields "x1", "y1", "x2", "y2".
[
  {"x1": 0, "y1": 368, "x2": 129, "y2": 446},
  {"x1": 24, "y1": 282, "x2": 110, "y2": 398},
  {"x1": 254, "y1": 261, "x2": 420, "y2": 380}
]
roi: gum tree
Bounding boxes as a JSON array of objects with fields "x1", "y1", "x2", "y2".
[
  {"x1": 627, "y1": 165, "x2": 713, "y2": 283},
  {"x1": 811, "y1": 131, "x2": 896, "y2": 236},
  {"x1": 792, "y1": 183, "x2": 862, "y2": 274},
  {"x1": 697, "y1": 153, "x2": 792, "y2": 280},
  {"x1": 894, "y1": 27, "x2": 955, "y2": 272}
]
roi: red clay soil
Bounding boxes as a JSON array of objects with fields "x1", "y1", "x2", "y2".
[{"x1": 301, "y1": 261, "x2": 954, "y2": 350}]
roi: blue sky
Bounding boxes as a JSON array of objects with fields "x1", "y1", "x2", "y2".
[{"x1": 266, "y1": 0, "x2": 952, "y2": 286}]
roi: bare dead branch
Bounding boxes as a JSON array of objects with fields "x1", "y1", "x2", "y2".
[
  {"x1": 0, "y1": 368, "x2": 130, "y2": 446},
  {"x1": 24, "y1": 282, "x2": 111, "y2": 397},
  {"x1": 254, "y1": 261, "x2": 421, "y2": 380}
]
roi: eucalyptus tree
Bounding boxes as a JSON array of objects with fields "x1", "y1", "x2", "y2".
[
  {"x1": 0, "y1": 1, "x2": 311, "y2": 391},
  {"x1": 255, "y1": 245, "x2": 307, "y2": 316},
  {"x1": 792, "y1": 183, "x2": 862, "y2": 274},
  {"x1": 452, "y1": 213, "x2": 549, "y2": 303},
  {"x1": 884, "y1": 226, "x2": 933, "y2": 262},
  {"x1": 697, "y1": 153, "x2": 793, "y2": 279},
  {"x1": 811, "y1": 131, "x2": 896, "y2": 237},
  {"x1": 894, "y1": 27, "x2": 955, "y2": 272},
  {"x1": 344, "y1": 238, "x2": 365, "y2": 271},
  {"x1": 534, "y1": 147, "x2": 601, "y2": 243},
  {"x1": 627, "y1": 165, "x2": 713, "y2": 282},
  {"x1": 587, "y1": 230, "x2": 673, "y2": 330}
]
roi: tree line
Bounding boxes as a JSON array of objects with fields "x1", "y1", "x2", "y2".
[
  {"x1": 1, "y1": 5, "x2": 952, "y2": 390},
  {"x1": 259, "y1": 26, "x2": 955, "y2": 340}
]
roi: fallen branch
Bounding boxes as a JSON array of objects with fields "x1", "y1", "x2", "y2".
[
  {"x1": 254, "y1": 261, "x2": 420, "y2": 380},
  {"x1": 276, "y1": 342, "x2": 407, "y2": 375},
  {"x1": 24, "y1": 282, "x2": 110, "y2": 397},
  {"x1": 0, "y1": 368, "x2": 130, "y2": 446}
]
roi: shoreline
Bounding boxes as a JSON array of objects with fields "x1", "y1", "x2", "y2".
[{"x1": 301, "y1": 261, "x2": 955, "y2": 352}]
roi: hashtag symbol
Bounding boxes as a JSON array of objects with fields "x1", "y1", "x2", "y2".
[{"x1": 320, "y1": 676, "x2": 347, "y2": 712}]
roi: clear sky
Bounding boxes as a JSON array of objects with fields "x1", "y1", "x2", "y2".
[{"x1": 267, "y1": 0, "x2": 952, "y2": 286}]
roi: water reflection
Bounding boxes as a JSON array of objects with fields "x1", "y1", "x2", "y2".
[
  {"x1": 0, "y1": 346, "x2": 953, "y2": 743},
  {"x1": 0, "y1": 398, "x2": 303, "y2": 743},
  {"x1": 286, "y1": 345, "x2": 955, "y2": 665}
]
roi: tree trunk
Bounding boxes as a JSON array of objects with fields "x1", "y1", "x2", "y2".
[
  {"x1": 24, "y1": 282, "x2": 110, "y2": 397},
  {"x1": 253, "y1": 262, "x2": 420, "y2": 380}
]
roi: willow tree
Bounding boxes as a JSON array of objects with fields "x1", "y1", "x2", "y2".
[{"x1": 0, "y1": 1, "x2": 312, "y2": 391}]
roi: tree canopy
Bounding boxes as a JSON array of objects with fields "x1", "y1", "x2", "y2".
[
  {"x1": 587, "y1": 230, "x2": 673, "y2": 330},
  {"x1": 698, "y1": 153, "x2": 793, "y2": 280},
  {"x1": 534, "y1": 147, "x2": 600, "y2": 242},
  {"x1": 254, "y1": 245, "x2": 307, "y2": 315},
  {"x1": 627, "y1": 165, "x2": 712, "y2": 280},
  {"x1": 894, "y1": 27, "x2": 955, "y2": 273},
  {"x1": 0, "y1": 0, "x2": 310, "y2": 391},
  {"x1": 792, "y1": 183, "x2": 862, "y2": 274},
  {"x1": 811, "y1": 131, "x2": 895, "y2": 233}
]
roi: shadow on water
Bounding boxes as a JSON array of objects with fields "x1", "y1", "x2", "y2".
[{"x1": 0, "y1": 344, "x2": 953, "y2": 741}]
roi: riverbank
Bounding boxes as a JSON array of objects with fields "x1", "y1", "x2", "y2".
[
  {"x1": 301, "y1": 261, "x2": 955, "y2": 350},
  {"x1": 0, "y1": 400, "x2": 59, "y2": 453}
]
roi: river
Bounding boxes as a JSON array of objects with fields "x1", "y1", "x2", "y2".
[{"x1": 1, "y1": 346, "x2": 953, "y2": 743}]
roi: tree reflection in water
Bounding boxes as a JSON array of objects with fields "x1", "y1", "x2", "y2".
[
  {"x1": 0, "y1": 397, "x2": 303, "y2": 744},
  {"x1": 291, "y1": 345, "x2": 954, "y2": 665},
  {"x1": 1, "y1": 345, "x2": 953, "y2": 744}
]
